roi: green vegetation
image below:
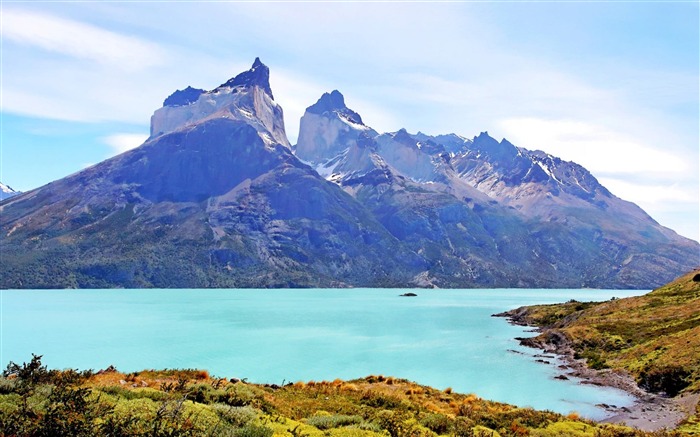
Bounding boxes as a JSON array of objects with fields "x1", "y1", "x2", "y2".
[
  {"x1": 0, "y1": 355, "x2": 689, "y2": 437},
  {"x1": 507, "y1": 270, "x2": 700, "y2": 397}
]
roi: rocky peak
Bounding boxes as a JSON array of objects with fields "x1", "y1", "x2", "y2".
[
  {"x1": 391, "y1": 128, "x2": 413, "y2": 143},
  {"x1": 163, "y1": 86, "x2": 206, "y2": 107},
  {"x1": 296, "y1": 90, "x2": 375, "y2": 165},
  {"x1": 471, "y1": 132, "x2": 517, "y2": 161},
  {"x1": 150, "y1": 58, "x2": 289, "y2": 147},
  {"x1": 306, "y1": 90, "x2": 364, "y2": 125},
  {"x1": 217, "y1": 57, "x2": 274, "y2": 99}
]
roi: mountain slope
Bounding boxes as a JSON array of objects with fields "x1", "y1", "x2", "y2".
[
  {"x1": 0, "y1": 60, "x2": 422, "y2": 289},
  {"x1": 296, "y1": 92, "x2": 562, "y2": 287},
  {"x1": 294, "y1": 91, "x2": 699, "y2": 288}
]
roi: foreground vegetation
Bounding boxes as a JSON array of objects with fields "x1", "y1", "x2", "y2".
[
  {"x1": 501, "y1": 270, "x2": 700, "y2": 435},
  {"x1": 503, "y1": 270, "x2": 700, "y2": 397},
  {"x1": 0, "y1": 355, "x2": 692, "y2": 437}
]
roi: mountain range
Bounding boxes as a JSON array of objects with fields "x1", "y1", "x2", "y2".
[{"x1": 1, "y1": 59, "x2": 697, "y2": 289}]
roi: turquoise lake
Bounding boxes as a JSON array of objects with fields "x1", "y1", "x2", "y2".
[{"x1": 2, "y1": 288, "x2": 646, "y2": 420}]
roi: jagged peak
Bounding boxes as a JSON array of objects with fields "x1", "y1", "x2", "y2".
[
  {"x1": 163, "y1": 86, "x2": 206, "y2": 107},
  {"x1": 308, "y1": 90, "x2": 346, "y2": 112},
  {"x1": 500, "y1": 138, "x2": 515, "y2": 147},
  {"x1": 306, "y1": 90, "x2": 364, "y2": 125},
  {"x1": 391, "y1": 128, "x2": 414, "y2": 143},
  {"x1": 474, "y1": 131, "x2": 493, "y2": 140},
  {"x1": 217, "y1": 57, "x2": 274, "y2": 99}
]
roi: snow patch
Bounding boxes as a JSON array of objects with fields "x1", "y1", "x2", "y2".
[
  {"x1": 315, "y1": 159, "x2": 341, "y2": 179},
  {"x1": 338, "y1": 113, "x2": 370, "y2": 131},
  {"x1": 535, "y1": 161, "x2": 562, "y2": 184}
]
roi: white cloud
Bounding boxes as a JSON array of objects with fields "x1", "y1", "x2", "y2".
[
  {"x1": 102, "y1": 134, "x2": 148, "y2": 155},
  {"x1": 599, "y1": 177, "x2": 699, "y2": 241},
  {"x1": 2, "y1": 9, "x2": 166, "y2": 70},
  {"x1": 599, "y1": 178, "x2": 697, "y2": 206},
  {"x1": 497, "y1": 117, "x2": 688, "y2": 176}
]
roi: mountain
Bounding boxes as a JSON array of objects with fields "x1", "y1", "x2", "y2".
[
  {"x1": 1, "y1": 60, "x2": 697, "y2": 289},
  {"x1": 0, "y1": 182, "x2": 20, "y2": 201},
  {"x1": 294, "y1": 91, "x2": 699, "y2": 288},
  {"x1": 0, "y1": 60, "x2": 422, "y2": 289}
]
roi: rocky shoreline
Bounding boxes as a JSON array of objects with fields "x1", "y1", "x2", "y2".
[{"x1": 494, "y1": 309, "x2": 698, "y2": 432}]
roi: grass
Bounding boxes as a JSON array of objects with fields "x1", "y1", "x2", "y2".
[
  {"x1": 0, "y1": 355, "x2": 691, "y2": 436},
  {"x1": 506, "y1": 270, "x2": 700, "y2": 397}
]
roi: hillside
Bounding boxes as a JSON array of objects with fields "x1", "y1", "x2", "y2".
[
  {"x1": 0, "y1": 355, "x2": 690, "y2": 437},
  {"x1": 498, "y1": 270, "x2": 700, "y2": 432}
]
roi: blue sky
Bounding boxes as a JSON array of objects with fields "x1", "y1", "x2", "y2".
[{"x1": 1, "y1": 2, "x2": 698, "y2": 241}]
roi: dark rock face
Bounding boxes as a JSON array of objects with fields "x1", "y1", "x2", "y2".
[
  {"x1": 218, "y1": 57, "x2": 274, "y2": 99},
  {"x1": 117, "y1": 119, "x2": 287, "y2": 203},
  {"x1": 306, "y1": 90, "x2": 364, "y2": 125},
  {"x1": 163, "y1": 86, "x2": 206, "y2": 107}
]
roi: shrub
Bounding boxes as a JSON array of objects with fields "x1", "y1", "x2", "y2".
[
  {"x1": 638, "y1": 366, "x2": 691, "y2": 396},
  {"x1": 305, "y1": 413, "x2": 363, "y2": 430},
  {"x1": 420, "y1": 413, "x2": 452, "y2": 434},
  {"x1": 187, "y1": 382, "x2": 219, "y2": 404},
  {"x1": 221, "y1": 383, "x2": 262, "y2": 407},
  {"x1": 212, "y1": 404, "x2": 259, "y2": 427},
  {"x1": 235, "y1": 423, "x2": 274, "y2": 437},
  {"x1": 360, "y1": 391, "x2": 402, "y2": 409}
]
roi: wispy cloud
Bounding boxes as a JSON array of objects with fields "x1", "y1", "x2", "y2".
[
  {"x1": 2, "y1": 9, "x2": 166, "y2": 70},
  {"x1": 598, "y1": 178, "x2": 697, "y2": 206},
  {"x1": 102, "y1": 134, "x2": 148, "y2": 155},
  {"x1": 497, "y1": 117, "x2": 688, "y2": 176}
]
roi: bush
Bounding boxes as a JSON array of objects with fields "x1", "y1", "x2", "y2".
[
  {"x1": 305, "y1": 413, "x2": 363, "y2": 430},
  {"x1": 360, "y1": 392, "x2": 402, "y2": 409},
  {"x1": 420, "y1": 413, "x2": 452, "y2": 434},
  {"x1": 212, "y1": 404, "x2": 258, "y2": 427},
  {"x1": 638, "y1": 366, "x2": 691, "y2": 396},
  {"x1": 235, "y1": 423, "x2": 274, "y2": 437}
]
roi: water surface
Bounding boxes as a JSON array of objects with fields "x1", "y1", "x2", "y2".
[{"x1": 2, "y1": 288, "x2": 645, "y2": 419}]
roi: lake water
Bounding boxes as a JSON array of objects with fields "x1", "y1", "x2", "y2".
[{"x1": 2, "y1": 288, "x2": 645, "y2": 420}]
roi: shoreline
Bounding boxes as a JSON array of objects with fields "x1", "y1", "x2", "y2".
[{"x1": 496, "y1": 311, "x2": 698, "y2": 432}]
